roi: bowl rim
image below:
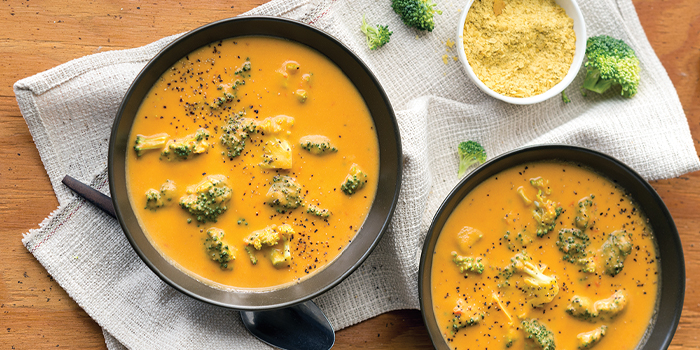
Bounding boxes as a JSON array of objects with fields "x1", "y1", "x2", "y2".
[
  {"x1": 418, "y1": 144, "x2": 684, "y2": 349},
  {"x1": 456, "y1": 0, "x2": 587, "y2": 104},
  {"x1": 108, "y1": 16, "x2": 403, "y2": 311}
]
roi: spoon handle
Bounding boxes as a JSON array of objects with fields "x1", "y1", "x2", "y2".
[{"x1": 62, "y1": 175, "x2": 116, "y2": 218}]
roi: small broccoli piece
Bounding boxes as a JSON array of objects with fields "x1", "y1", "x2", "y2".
[
  {"x1": 451, "y1": 299, "x2": 484, "y2": 332},
  {"x1": 306, "y1": 204, "x2": 331, "y2": 218},
  {"x1": 451, "y1": 252, "x2": 485, "y2": 276},
  {"x1": 530, "y1": 177, "x2": 551, "y2": 195},
  {"x1": 134, "y1": 133, "x2": 169, "y2": 156},
  {"x1": 562, "y1": 90, "x2": 571, "y2": 104},
  {"x1": 566, "y1": 290, "x2": 628, "y2": 322},
  {"x1": 583, "y1": 35, "x2": 641, "y2": 98},
  {"x1": 457, "y1": 141, "x2": 486, "y2": 178},
  {"x1": 341, "y1": 163, "x2": 368, "y2": 195},
  {"x1": 204, "y1": 227, "x2": 235, "y2": 269},
  {"x1": 220, "y1": 114, "x2": 257, "y2": 159},
  {"x1": 266, "y1": 175, "x2": 303, "y2": 212},
  {"x1": 455, "y1": 225, "x2": 483, "y2": 254},
  {"x1": 517, "y1": 186, "x2": 532, "y2": 205},
  {"x1": 577, "y1": 325, "x2": 607, "y2": 349},
  {"x1": 161, "y1": 129, "x2": 210, "y2": 160},
  {"x1": 244, "y1": 246, "x2": 258, "y2": 265},
  {"x1": 556, "y1": 228, "x2": 595, "y2": 273},
  {"x1": 532, "y1": 191, "x2": 563, "y2": 237},
  {"x1": 243, "y1": 224, "x2": 294, "y2": 268},
  {"x1": 600, "y1": 230, "x2": 633, "y2": 276},
  {"x1": 391, "y1": 0, "x2": 442, "y2": 32},
  {"x1": 519, "y1": 260, "x2": 560, "y2": 308},
  {"x1": 521, "y1": 319, "x2": 555, "y2": 350},
  {"x1": 210, "y1": 83, "x2": 238, "y2": 109},
  {"x1": 257, "y1": 115, "x2": 295, "y2": 135},
  {"x1": 498, "y1": 250, "x2": 532, "y2": 287},
  {"x1": 361, "y1": 15, "x2": 392, "y2": 50},
  {"x1": 574, "y1": 195, "x2": 596, "y2": 230},
  {"x1": 299, "y1": 135, "x2": 338, "y2": 155},
  {"x1": 260, "y1": 137, "x2": 293, "y2": 169},
  {"x1": 144, "y1": 180, "x2": 177, "y2": 210},
  {"x1": 179, "y1": 175, "x2": 232, "y2": 223},
  {"x1": 293, "y1": 89, "x2": 308, "y2": 103},
  {"x1": 234, "y1": 59, "x2": 252, "y2": 77}
]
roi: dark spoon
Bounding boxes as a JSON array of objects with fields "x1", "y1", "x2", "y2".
[{"x1": 61, "y1": 175, "x2": 336, "y2": 350}]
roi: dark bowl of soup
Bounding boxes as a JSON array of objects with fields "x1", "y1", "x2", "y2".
[
  {"x1": 419, "y1": 145, "x2": 683, "y2": 350},
  {"x1": 108, "y1": 16, "x2": 402, "y2": 310}
]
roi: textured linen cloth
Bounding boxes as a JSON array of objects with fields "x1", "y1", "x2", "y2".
[{"x1": 14, "y1": 0, "x2": 700, "y2": 349}]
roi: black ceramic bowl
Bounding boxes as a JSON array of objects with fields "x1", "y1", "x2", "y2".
[
  {"x1": 419, "y1": 145, "x2": 683, "y2": 349},
  {"x1": 108, "y1": 17, "x2": 402, "y2": 310}
]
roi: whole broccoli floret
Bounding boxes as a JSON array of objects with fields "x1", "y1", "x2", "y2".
[
  {"x1": 299, "y1": 135, "x2": 338, "y2": 155},
  {"x1": 144, "y1": 179, "x2": 177, "y2": 210},
  {"x1": 161, "y1": 129, "x2": 210, "y2": 160},
  {"x1": 341, "y1": 163, "x2": 368, "y2": 195},
  {"x1": 577, "y1": 325, "x2": 607, "y2": 349},
  {"x1": 451, "y1": 252, "x2": 485, "y2": 276},
  {"x1": 243, "y1": 224, "x2": 295, "y2": 268},
  {"x1": 574, "y1": 195, "x2": 596, "y2": 230},
  {"x1": 556, "y1": 228, "x2": 595, "y2": 273},
  {"x1": 532, "y1": 191, "x2": 563, "y2": 237},
  {"x1": 498, "y1": 250, "x2": 532, "y2": 287},
  {"x1": 457, "y1": 141, "x2": 486, "y2": 178},
  {"x1": 134, "y1": 133, "x2": 169, "y2": 157},
  {"x1": 391, "y1": 0, "x2": 442, "y2": 32},
  {"x1": 361, "y1": 15, "x2": 392, "y2": 50},
  {"x1": 600, "y1": 230, "x2": 633, "y2": 276},
  {"x1": 266, "y1": 175, "x2": 303, "y2": 212},
  {"x1": 519, "y1": 260, "x2": 560, "y2": 308},
  {"x1": 179, "y1": 175, "x2": 232, "y2": 223},
  {"x1": 583, "y1": 35, "x2": 641, "y2": 98},
  {"x1": 205, "y1": 227, "x2": 235, "y2": 269},
  {"x1": 306, "y1": 204, "x2": 331, "y2": 218},
  {"x1": 521, "y1": 319, "x2": 555, "y2": 350},
  {"x1": 220, "y1": 113, "x2": 257, "y2": 159},
  {"x1": 450, "y1": 299, "x2": 484, "y2": 332},
  {"x1": 566, "y1": 289, "x2": 628, "y2": 322}
]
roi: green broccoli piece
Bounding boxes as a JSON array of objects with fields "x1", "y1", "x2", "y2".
[
  {"x1": 577, "y1": 325, "x2": 607, "y2": 349},
  {"x1": 574, "y1": 195, "x2": 596, "y2": 230},
  {"x1": 293, "y1": 89, "x2": 308, "y2": 103},
  {"x1": 161, "y1": 129, "x2": 210, "y2": 160},
  {"x1": 562, "y1": 90, "x2": 571, "y2": 104},
  {"x1": 179, "y1": 175, "x2": 232, "y2": 223},
  {"x1": 583, "y1": 35, "x2": 641, "y2": 98},
  {"x1": 519, "y1": 260, "x2": 560, "y2": 308},
  {"x1": 361, "y1": 15, "x2": 392, "y2": 50},
  {"x1": 521, "y1": 319, "x2": 555, "y2": 350},
  {"x1": 532, "y1": 191, "x2": 563, "y2": 237},
  {"x1": 457, "y1": 141, "x2": 486, "y2": 178},
  {"x1": 144, "y1": 179, "x2": 177, "y2": 210},
  {"x1": 306, "y1": 204, "x2": 331, "y2": 218},
  {"x1": 451, "y1": 252, "x2": 485, "y2": 276},
  {"x1": 600, "y1": 230, "x2": 633, "y2": 276},
  {"x1": 299, "y1": 135, "x2": 338, "y2": 155},
  {"x1": 450, "y1": 299, "x2": 484, "y2": 332},
  {"x1": 243, "y1": 224, "x2": 294, "y2": 268},
  {"x1": 341, "y1": 163, "x2": 368, "y2": 195},
  {"x1": 220, "y1": 113, "x2": 257, "y2": 159},
  {"x1": 566, "y1": 290, "x2": 628, "y2": 322},
  {"x1": 134, "y1": 133, "x2": 169, "y2": 156},
  {"x1": 266, "y1": 175, "x2": 303, "y2": 212},
  {"x1": 234, "y1": 59, "x2": 252, "y2": 77},
  {"x1": 204, "y1": 227, "x2": 234, "y2": 269},
  {"x1": 498, "y1": 250, "x2": 532, "y2": 287},
  {"x1": 556, "y1": 228, "x2": 595, "y2": 273},
  {"x1": 210, "y1": 83, "x2": 239, "y2": 109},
  {"x1": 391, "y1": 0, "x2": 442, "y2": 32}
]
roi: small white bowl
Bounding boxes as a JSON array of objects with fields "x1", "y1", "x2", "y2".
[{"x1": 457, "y1": 0, "x2": 586, "y2": 105}]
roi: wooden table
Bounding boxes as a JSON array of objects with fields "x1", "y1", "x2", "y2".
[{"x1": 1, "y1": 0, "x2": 698, "y2": 348}]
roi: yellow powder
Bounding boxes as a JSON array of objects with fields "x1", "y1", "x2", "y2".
[{"x1": 463, "y1": 0, "x2": 576, "y2": 98}]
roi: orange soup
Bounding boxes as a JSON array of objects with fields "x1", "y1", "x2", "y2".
[
  {"x1": 126, "y1": 36, "x2": 379, "y2": 290},
  {"x1": 431, "y1": 161, "x2": 658, "y2": 350}
]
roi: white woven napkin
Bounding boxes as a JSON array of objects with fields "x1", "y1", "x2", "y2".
[{"x1": 15, "y1": 0, "x2": 699, "y2": 349}]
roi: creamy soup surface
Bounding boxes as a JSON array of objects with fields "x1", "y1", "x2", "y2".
[
  {"x1": 431, "y1": 161, "x2": 658, "y2": 350},
  {"x1": 126, "y1": 36, "x2": 379, "y2": 290}
]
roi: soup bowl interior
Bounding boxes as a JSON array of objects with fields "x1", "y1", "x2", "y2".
[
  {"x1": 109, "y1": 16, "x2": 402, "y2": 311},
  {"x1": 418, "y1": 145, "x2": 683, "y2": 349}
]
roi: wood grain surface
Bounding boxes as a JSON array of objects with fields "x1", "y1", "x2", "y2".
[{"x1": 1, "y1": 0, "x2": 699, "y2": 349}]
